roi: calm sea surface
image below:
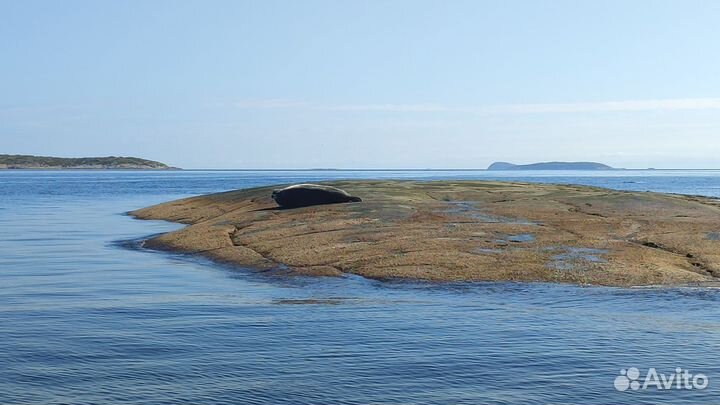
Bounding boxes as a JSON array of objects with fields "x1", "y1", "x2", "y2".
[{"x1": 1, "y1": 170, "x2": 720, "y2": 405}]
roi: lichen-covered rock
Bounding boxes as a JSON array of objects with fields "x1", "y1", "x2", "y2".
[{"x1": 131, "y1": 180, "x2": 720, "y2": 287}]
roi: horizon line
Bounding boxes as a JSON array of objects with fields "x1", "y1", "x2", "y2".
[{"x1": 175, "y1": 167, "x2": 719, "y2": 171}]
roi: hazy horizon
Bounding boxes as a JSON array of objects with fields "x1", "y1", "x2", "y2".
[
  {"x1": 2, "y1": 0, "x2": 720, "y2": 169},
  {"x1": 5, "y1": 153, "x2": 720, "y2": 170}
]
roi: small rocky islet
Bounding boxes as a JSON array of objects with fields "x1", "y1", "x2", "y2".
[{"x1": 131, "y1": 180, "x2": 720, "y2": 287}]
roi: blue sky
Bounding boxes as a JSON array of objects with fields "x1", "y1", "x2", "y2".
[{"x1": 2, "y1": 0, "x2": 719, "y2": 168}]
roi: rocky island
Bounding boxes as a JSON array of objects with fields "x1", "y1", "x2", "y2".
[
  {"x1": 131, "y1": 180, "x2": 720, "y2": 287},
  {"x1": 0, "y1": 154, "x2": 175, "y2": 170}
]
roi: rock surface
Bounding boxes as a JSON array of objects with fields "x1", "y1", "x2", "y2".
[{"x1": 130, "y1": 180, "x2": 720, "y2": 286}]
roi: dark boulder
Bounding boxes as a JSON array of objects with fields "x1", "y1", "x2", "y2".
[{"x1": 271, "y1": 184, "x2": 362, "y2": 209}]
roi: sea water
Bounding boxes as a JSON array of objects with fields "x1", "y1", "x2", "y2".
[{"x1": 1, "y1": 170, "x2": 719, "y2": 405}]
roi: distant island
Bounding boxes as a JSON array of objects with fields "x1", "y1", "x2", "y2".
[
  {"x1": 487, "y1": 161, "x2": 613, "y2": 170},
  {"x1": 0, "y1": 154, "x2": 176, "y2": 170}
]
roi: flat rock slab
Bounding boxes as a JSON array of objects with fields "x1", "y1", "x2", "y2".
[{"x1": 130, "y1": 180, "x2": 720, "y2": 287}]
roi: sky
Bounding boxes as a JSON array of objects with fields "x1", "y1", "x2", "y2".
[{"x1": 1, "y1": 0, "x2": 720, "y2": 169}]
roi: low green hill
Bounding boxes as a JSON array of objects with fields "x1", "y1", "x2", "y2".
[{"x1": 0, "y1": 154, "x2": 175, "y2": 169}]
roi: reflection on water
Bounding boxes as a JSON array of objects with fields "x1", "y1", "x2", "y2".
[{"x1": 1, "y1": 170, "x2": 720, "y2": 405}]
